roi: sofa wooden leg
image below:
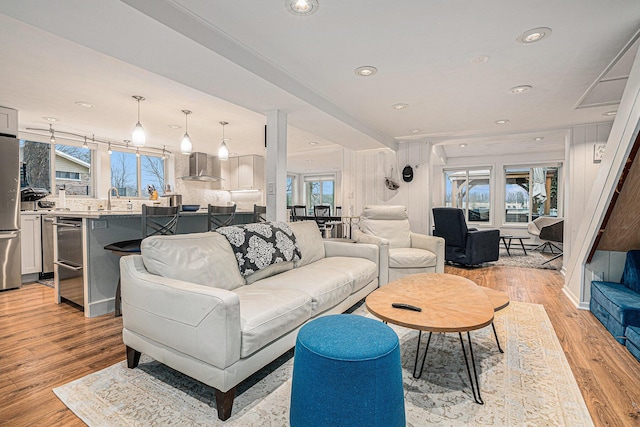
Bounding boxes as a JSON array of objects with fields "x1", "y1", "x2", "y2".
[
  {"x1": 215, "y1": 387, "x2": 236, "y2": 421},
  {"x1": 126, "y1": 346, "x2": 141, "y2": 369}
]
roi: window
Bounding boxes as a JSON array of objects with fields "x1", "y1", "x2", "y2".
[
  {"x1": 55, "y1": 144, "x2": 92, "y2": 196},
  {"x1": 20, "y1": 140, "x2": 94, "y2": 196},
  {"x1": 110, "y1": 151, "x2": 165, "y2": 198},
  {"x1": 286, "y1": 176, "x2": 294, "y2": 206},
  {"x1": 444, "y1": 168, "x2": 491, "y2": 222},
  {"x1": 304, "y1": 175, "x2": 335, "y2": 214},
  {"x1": 19, "y1": 140, "x2": 51, "y2": 191},
  {"x1": 55, "y1": 171, "x2": 81, "y2": 180},
  {"x1": 505, "y1": 166, "x2": 559, "y2": 223}
]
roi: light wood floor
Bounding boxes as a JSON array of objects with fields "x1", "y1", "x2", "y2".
[{"x1": 1, "y1": 266, "x2": 640, "y2": 426}]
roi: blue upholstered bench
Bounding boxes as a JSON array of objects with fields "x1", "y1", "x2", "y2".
[
  {"x1": 625, "y1": 326, "x2": 640, "y2": 362},
  {"x1": 590, "y1": 250, "x2": 640, "y2": 344}
]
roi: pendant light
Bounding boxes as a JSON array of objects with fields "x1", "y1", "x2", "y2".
[
  {"x1": 82, "y1": 136, "x2": 88, "y2": 149},
  {"x1": 180, "y1": 110, "x2": 193, "y2": 154},
  {"x1": 107, "y1": 141, "x2": 113, "y2": 155},
  {"x1": 218, "y1": 121, "x2": 229, "y2": 161},
  {"x1": 49, "y1": 124, "x2": 56, "y2": 143},
  {"x1": 161, "y1": 145, "x2": 167, "y2": 160},
  {"x1": 131, "y1": 95, "x2": 146, "y2": 147}
]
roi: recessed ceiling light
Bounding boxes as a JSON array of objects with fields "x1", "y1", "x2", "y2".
[
  {"x1": 285, "y1": 0, "x2": 319, "y2": 16},
  {"x1": 355, "y1": 66, "x2": 377, "y2": 77},
  {"x1": 510, "y1": 85, "x2": 532, "y2": 94},
  {"x1": 471, "y1": 55, "x2": 489, "y2": 64},
  {"x1": 411, "y1": 129, "x2": 421, "y2": 134},
  {"x1": 392, "y1": 103, "x2": 409, "y2": 110},
  {"x1": 308, "y1": 141, "x2": 319, "y2": 145},
  {"x1": 42, "y1": 117, "x2": 58, "y2": 122},
  {"x1": 533, "y1": 137, "x2": 544, "y2": 141},
  {"x1": 495, "y1": 119, "x2": 510, "y2": 124},
  {"x1": 168, "y1": 124, "x2": 181, "y2": 129},
  {"x1": 459, "y1": 144, "x2": 468, "y2": 148},
  {"x1": 306, "y1": 159, "x2": 314, "y2": 163},
  {"x1": 603, "y1": 110, "x2": 617, "y2": 116},
  {"x1": 75, "y1": 101, "x2": 93, "y2": 108},
  {"x1": 517, "y1": 27, "x2": 552, "y2": 44}
]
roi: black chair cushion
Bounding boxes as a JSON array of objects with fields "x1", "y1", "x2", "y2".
[{"x1": 104, "y1": 239, "x2": 142, "y2": 253}]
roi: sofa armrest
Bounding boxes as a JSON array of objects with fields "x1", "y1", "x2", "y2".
[
  {"x1": 120, "y1": 256, "x2": 241, "y2": 369},
  {"x1": 466, "y1": 229, "x2": 500, "y2": 263},
  {"x1": 353, "y1": 230, "x2": 389, "y2": 285},
  {"x1": 410, "y1": 233, "x2": 445, "y2": 273}
]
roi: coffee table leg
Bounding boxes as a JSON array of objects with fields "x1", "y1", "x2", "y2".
[
  {"x1": 491, "y1": 322, "x2": 504, "y2": 353},
  {"x1": 501, "y1": 237, "x2": 511, "y2": 256},
  {"x1": 413, "y1": 331, "x2": 433, "y2": 379},
  {"x1": 518, "y1": 238, "x2": 528, "y2": 255},
  {"x1": 459, "y1": 332, "x2": 484, "y2": 405}
]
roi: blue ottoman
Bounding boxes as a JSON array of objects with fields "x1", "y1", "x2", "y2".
[{"x1": 290, "y1": 314, "x2": 405, "y2": 427}]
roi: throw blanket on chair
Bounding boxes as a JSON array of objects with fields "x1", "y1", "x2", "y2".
[{"x1": 217, "y1": 222, "x2": 302, "y2": 276}]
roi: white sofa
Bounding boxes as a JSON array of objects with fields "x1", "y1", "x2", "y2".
[
  {"x1": 119, "y1": 221, "x2": 379, "y2": 420},
  {"x1": 353, "y1": 205, "x2": 444, "y2": 284}
]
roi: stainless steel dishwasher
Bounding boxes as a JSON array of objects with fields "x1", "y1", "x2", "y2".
[{"x1": 54, "y1": 217, "x2": 84, "y2": 307}]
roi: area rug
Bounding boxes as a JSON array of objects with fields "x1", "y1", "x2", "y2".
[
  {"x1": 490, "y1": 248, "x2": 562, "y2": 270},
  {"x1": 53, "y1": 302, "x2": 593, "y2": 426}
]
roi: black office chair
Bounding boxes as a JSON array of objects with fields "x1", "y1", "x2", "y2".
[
  {"x1": 292, "y1": 205, "x2": 307, "y2": 221},
  {"x1": 253, "y1": 204, "x2": 267, "y2": 223},
  {"x1": 432, "y1": 207, "x2": 500, "y2": 266},
  {"x1": 208, "y1": 204, "x2": 237, "y2": 231},
  {"x1": 104, "y1": 205, "x2": 180, "y2": 316}
]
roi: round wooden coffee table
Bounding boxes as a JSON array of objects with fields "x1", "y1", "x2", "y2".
[{"x1": 366, "y1": 273, "x2": 508, "y2": 405}]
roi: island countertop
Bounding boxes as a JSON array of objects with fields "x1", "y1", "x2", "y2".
[{"x1": 51, "y1": 209, "x2": 254, "y2": 219}]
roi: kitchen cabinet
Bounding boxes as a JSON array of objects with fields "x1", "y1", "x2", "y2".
[
  {"x1": 0, "y1": 106, "x2": 18, "y2": 136},
  {"x1": 21, "y1": 213, "x2": 42, "y2": 275},
  {"x1": 229, "y1": 155, "x2": 264, "y2": 190}
]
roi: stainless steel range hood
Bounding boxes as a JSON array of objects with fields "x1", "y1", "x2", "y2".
[{"x1": 180, "y1": 152, "x2": 224, "y2": 182}]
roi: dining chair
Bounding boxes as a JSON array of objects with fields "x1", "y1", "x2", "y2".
[
  {"x1": 314, "y1": 204, "x2": 332, "y2": 236},
  {"x1": 208, "y1": 204, "x2": 237, "y2": 231},
  {"x1": 104, "y1": 205, "x2": 180, "y2": 316},
  {"x1": 292, "y1": 205, "x2": 307, "y2": 221},
  {"x1": 253, "y1": 204, "x2": 267, "y2": 223}
]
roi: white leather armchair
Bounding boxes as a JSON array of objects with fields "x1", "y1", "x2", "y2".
[{"x1": 353, "y1": 205, "x2": 444, "y2": 285}]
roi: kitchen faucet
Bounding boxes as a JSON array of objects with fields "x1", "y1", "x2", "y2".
[{"x1": 107, "y1": 187, "x2": 120, "y2": 210}]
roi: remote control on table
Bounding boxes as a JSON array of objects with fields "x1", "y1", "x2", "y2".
[{"x1": 391, "y1": 302, "x2": 422, "y2": 312}]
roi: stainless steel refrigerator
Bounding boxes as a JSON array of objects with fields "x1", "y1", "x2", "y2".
[{"x1": 0, "y1": 135, "x2": 21, "y2": 290}]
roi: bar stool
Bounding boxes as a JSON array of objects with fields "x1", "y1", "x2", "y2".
[
  {"x1": 207, "y1": 204, "x2": 236, "y2": 231},
  {"x1": 104, "y1": 205, "x2": 179, "y2": 317}
]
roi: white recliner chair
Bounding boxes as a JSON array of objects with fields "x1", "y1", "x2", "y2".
[{"x1": 353, "y1": 205, "x2": 444, "y2": 285}]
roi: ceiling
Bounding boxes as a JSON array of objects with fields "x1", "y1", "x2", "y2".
[{"x1": 1, "y1": 1, "x2": 639, "y2": 173}]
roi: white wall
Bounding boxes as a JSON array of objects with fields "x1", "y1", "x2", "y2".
[{"x1": 343, "y1": 142, "x2": 432, "y2": 234}]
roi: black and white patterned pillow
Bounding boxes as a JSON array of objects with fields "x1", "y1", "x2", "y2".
[{"x1": 217, "y1": 222, "x2": 302, "y2": 276}]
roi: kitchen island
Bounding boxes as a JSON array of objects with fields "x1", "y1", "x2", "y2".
[{"x1": 53, "y1": 209, "x2": 254, "y2": 317}]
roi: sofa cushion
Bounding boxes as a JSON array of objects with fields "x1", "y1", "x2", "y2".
[
  {"x1": 359, "y1": 206, "x2": 411, "y2": 249},
  {"x1": 591, "y1": 281, "x2": 640, "y2": 329},
  {"x1": 307, "y1": 257, "x2": 377, "y2": 294},
  {"x1": 217, "y1": 222, "x2": 301, "y2": 276},
  {"x1": 289, "y1": 221, "x2": 325, "y2": 268},
  {"x1": 245, "y1": 261, "x2": 294, "y2": 285},
  {"x1": 234, "y1": 285, "x2": 312, "y2": 358},
  {"x1": 141, "y1": 232, "x2": 244, "y2": 291},
  {"x1": 257, "y1": 266, "x2": 352, "y2": 316},
  {"x1": 388, "y1": 247, "x2": 437, "y2": 268}
]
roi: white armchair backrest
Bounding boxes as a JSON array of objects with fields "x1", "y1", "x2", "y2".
[{"x1": 359, "y1": 205, "x2": 411, "y2": 248}]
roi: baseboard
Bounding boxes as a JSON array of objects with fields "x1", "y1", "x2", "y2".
[
  {"x1": 561, "y1": 285, "x2": 581, "y2": 308},
  {"x1": 87, "y1": 297, "x2": 115, "y2": 318}
]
